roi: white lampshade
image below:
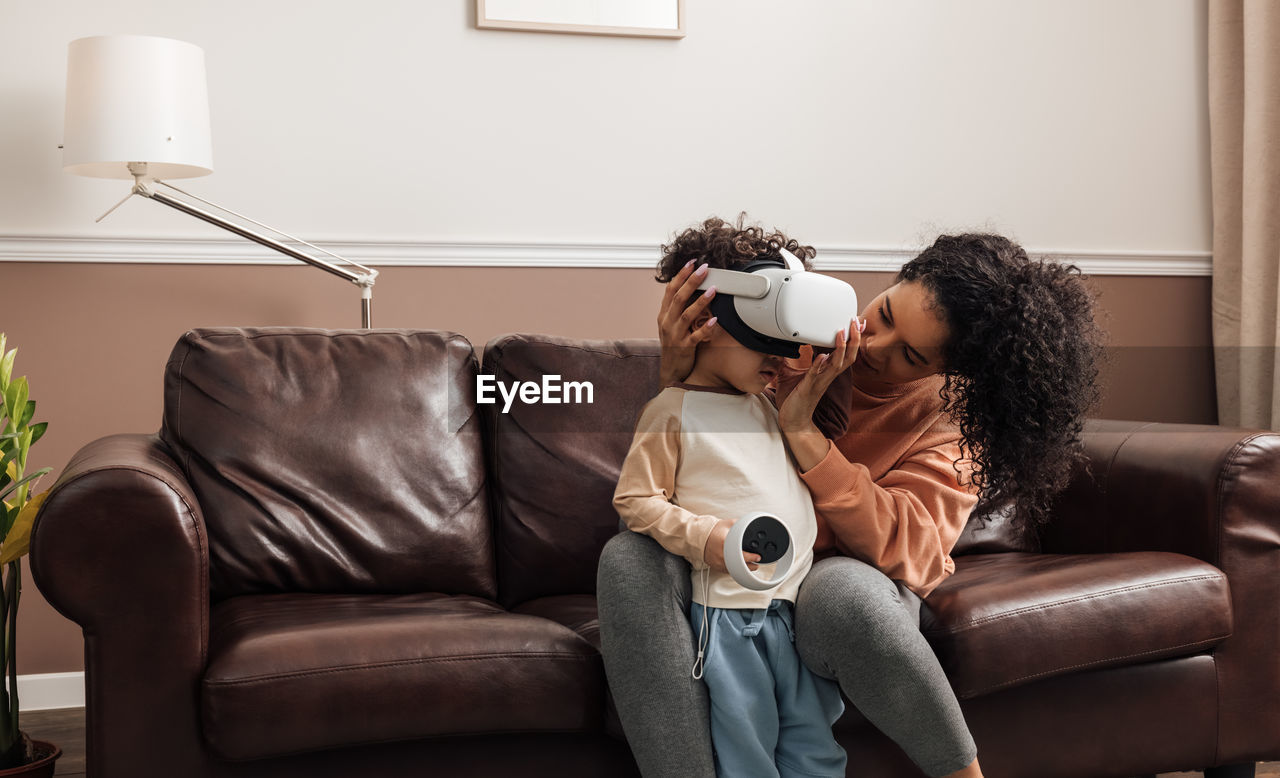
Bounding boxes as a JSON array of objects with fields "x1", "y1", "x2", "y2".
[{"x1": 63, "y1": 35, "x2": 213, "y2": 180}]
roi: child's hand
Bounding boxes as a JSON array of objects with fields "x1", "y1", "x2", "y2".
[{"x1": 703, "y1": 518, "x2": 762, "y2": 575}]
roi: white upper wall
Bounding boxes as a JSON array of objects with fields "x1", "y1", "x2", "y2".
[{"x1": 0, "y1": 0, "x2": 1210, "y2": 253}]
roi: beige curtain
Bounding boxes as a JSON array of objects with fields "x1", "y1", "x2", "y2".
[{"x1": 1210, "y1": 0, "x2": 1280, "y2": 430}]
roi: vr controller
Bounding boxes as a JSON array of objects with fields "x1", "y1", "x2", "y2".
[
  {"x1": 725, "y1": 512, "x2": 794, "y2": 591},
  {"x1": 692, "y1": 513, "x2": 795, "y2": 679},
  {"x1": 698, "y1": 248, "x2": 859, "y2": 358}
]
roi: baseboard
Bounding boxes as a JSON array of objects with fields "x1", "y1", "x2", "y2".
[{"x1": 17, "y1": 672, "x2": 84, "y2": 712}]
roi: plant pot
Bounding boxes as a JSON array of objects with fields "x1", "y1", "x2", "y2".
[{"x1": 0, "y1": 740, "x2": 60, "y2": 778}]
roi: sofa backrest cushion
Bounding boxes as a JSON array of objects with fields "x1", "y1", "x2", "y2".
[
  {"x1": 161, "y1": 328, "x2": 495, "y2": 600},
  {"x1": 481, "y1": 334, "x2": 661, "y2": 607},
  {"x1": 951, "y1": 499, "x2": 1038, "y2": 555}
]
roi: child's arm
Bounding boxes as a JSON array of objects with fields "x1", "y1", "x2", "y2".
[{"x1": 612, "y1": 395, "x2": 722, "y2": 568}]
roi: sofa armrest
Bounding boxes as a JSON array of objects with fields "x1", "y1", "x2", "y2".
[
  {"x1": 1041, "y1": 419, "x2": 1280, "y2": 765},
  {"x1": 1041, "y1": 419, "x2": 1280, "y2": 561},
  {"x1": 30, "y1": 433, "x2": 211, "y2": 776}
]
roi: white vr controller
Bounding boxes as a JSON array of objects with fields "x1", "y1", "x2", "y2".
[
  {"x1": 698, "y1": 248, "x2": 859, "y2": 351},
  {"x1": 725, "y1": 512, "x2": 795, "y2": 591}
]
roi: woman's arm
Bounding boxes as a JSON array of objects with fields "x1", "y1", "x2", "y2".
[
  {"x1": 768, "y1": 345, "x2": 858, "y2": 443},
  {"x1": 800, "y1": 437, "x2": 979, "y2": 597},
  {"x1": 776, "y1": 324, "x2": 860, "y2": 471}
]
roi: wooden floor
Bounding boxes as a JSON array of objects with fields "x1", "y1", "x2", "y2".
[
  {"x1": 19, "y1": 707, "x2": 1280, "y2": 777},
  {"x1": 23, "y1": 709, "x2": 85, "y2": 776}
]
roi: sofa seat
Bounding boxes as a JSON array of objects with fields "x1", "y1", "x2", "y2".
[
  {"x1": 921, "y1": 551, "x2": 1232, "y2": 698},
  {"x1": 202, "y1": 592, "x2": 605, "y2": 761},
  {"x1": 512, "y1": 595, "x2": 601, "y2": 650},
  {"x1": 510, "y1": 594, "x2": 633, "y2": 740}
]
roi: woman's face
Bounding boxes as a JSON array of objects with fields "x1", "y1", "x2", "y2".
[{"x1": 853, "y1": 280, "x2": 950, "y2": 387}]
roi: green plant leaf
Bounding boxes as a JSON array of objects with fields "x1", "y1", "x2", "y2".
[
  {"x1": 6, "y1": 380, "x2": 26, "y2": 433},
  {"x1": 2, "y1": 385, "x2": 16, "y2": 429},
  {"x1": 28, "y1": 423, "x2": 46, "y2": 447},
  {"x1": 0, "y1": 469, "x2": 46, "y2": 505},
  {"x1": 15, "y1": 430, "x2": 30, "y2": 476},
  {"x1": 17, "y1": 402, "x2": 33, "y2": 430},
  {"x1": 0, "y1": 349, "x2": 12, "y2": 390},
  {"x1": 0, "y1": 490, "x2": 46, "y2": 565}
]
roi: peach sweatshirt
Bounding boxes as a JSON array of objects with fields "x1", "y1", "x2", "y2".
[{"x1": 773, "y1": 355, "x2": 979, "y2": 597}]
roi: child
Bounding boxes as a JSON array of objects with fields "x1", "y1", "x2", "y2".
[{"x1": 613, "y1": 217, "x2": 855, "y2": 778}]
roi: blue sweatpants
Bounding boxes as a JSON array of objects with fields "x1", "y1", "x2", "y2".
[{"x1": 688, "y1": 600, "x2": 847, "y2": 778}]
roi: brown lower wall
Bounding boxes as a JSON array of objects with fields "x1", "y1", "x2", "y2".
[{"x1": 1, "y1": 262, "x2": 1215, "y2": 675}]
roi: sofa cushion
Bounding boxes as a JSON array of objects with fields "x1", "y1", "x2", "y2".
[
  {"x1": 921, "y1": 551, "x2": 1231, "y2": 698},
  {"x1": 512, "y1": 594, "x2": 627, "y2": 740},
  {"x1": 481, "y1": 334, "x2": 662, "y2": 607},
  {"x1": 161, "y1": 328, "x2": 494, "y2": 600},
  {"x1": 202, "y1": 592, "x2": 604, "y2": 761},
  {"x1": 512, "y1": 594, "x2": 601, "y2": 651}
]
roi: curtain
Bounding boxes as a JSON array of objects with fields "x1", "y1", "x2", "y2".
[{"x1": 1210, "y1": 0, "x2": 1280, "y2": 430}]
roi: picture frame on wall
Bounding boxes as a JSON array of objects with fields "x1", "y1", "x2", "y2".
[{"x1": 476, "y1": 0, "x2": 685, "y2": 39}]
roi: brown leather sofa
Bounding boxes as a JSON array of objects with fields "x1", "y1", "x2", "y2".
[{"x1": 30, "y1": 328, "x2": 1280, "y2": 778}]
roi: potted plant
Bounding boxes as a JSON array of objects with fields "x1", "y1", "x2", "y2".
[{"x1": 0, "y1": 334, "x2": 59, "y2": 777}]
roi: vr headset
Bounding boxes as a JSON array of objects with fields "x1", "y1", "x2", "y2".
[{"x1": 697, "y1": 248, "x2": 859, "y2": 358}]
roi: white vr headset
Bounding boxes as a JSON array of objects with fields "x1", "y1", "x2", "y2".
[{"x1": 697, "y1": 248, "x2": 859, "y2": 358}]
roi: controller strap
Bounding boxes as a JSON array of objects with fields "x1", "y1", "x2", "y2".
[{"x1": 691, "y1": 566, "x2": 711, "y2": 679}]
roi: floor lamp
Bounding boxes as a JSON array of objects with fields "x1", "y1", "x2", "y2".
[{"x1": 61, "y1": 34, "x2": 378, "y2": 328}]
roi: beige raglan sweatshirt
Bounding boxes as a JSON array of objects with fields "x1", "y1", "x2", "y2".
[{"x1": 612, "y1": 384, "x2": 817, "y2": 610}]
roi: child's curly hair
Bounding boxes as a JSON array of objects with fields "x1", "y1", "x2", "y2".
[
  {"x1": 657, "y1": 214, "x2": 816, "y2": 288},
  {"x1": 899, "y1": 233, "x2": 1107, "y2": 537}
]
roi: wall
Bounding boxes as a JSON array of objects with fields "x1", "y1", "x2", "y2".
[
  {"x1": 2, "y1": 0, "x2": 1207, "y2": 247},
  {"x1": 0, "y1": 0, "x2": 1212, "y2": 685}
]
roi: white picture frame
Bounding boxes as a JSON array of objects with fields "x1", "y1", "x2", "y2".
[{"x1": 476, "y1": 0, "x2": 685, "y2": 39}]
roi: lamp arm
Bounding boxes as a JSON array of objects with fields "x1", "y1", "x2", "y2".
[
  {"x1": 127, "y1": 180, "x2": 378, "y2": 327},
  {"x1": 152, "y1": 179, "x2": 379, "y2": 278}
]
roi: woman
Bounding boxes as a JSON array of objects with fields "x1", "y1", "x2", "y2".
[{"x1": 597, "y1": 221, "x2": 1106, "y2": 778}]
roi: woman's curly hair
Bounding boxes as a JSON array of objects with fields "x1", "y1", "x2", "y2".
[
  {"x1": 657, "y1": 214, "x2": 816, "y2": 286},
  {"x1": 900, "y1": 234, "x2": 1106, "y2": 537}
]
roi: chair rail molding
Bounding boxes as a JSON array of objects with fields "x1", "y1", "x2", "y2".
[{"x1": 0, "y1": 234, "x2": 1212, "y2": 276}]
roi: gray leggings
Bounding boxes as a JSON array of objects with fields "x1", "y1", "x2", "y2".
[{"x1": 596, "y1": 532, "x2": 977, "y2": 778}]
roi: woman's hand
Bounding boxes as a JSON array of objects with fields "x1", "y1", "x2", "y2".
[
  {"x1": 779, "y1": 321, "x2": 862, "y2": 471},
  {"x1": 703, "y1": 518, "x2": 761, "y2": 575},
  {"x1": 658, "y1": 261, "x2": 718, "y2": 386}
]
